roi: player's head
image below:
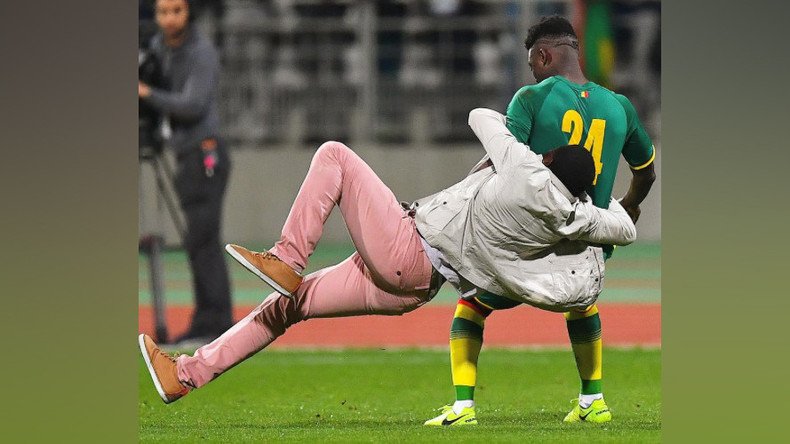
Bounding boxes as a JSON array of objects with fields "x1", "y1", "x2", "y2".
[
  {"x1": 542, "y1": 144, "x2": 595, "y2": 197},
  {"x1": 524, "y1": 15, "x2": 580, "y2": 82},
  {"x1": 155, "y1": 0, "x2": 190, "y2": 43}
]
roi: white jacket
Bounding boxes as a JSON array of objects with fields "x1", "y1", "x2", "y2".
[{"x1": 414, "y1": 108, "x2": 636, "y2": 311}]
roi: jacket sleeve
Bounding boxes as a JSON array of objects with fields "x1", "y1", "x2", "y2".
[
  {"x1": 468, "y1": 108, "x2": 540, "y2": 172},
  {"x1": 615, "y1": 94, "x2": 656, "y2": 170},
  {"x1": 466, "y1": 155, "x2": 492, "y2": 176},
  {"x1": 145, "y1": 46, "x2": 218, "y2": 123},
  {"x1": 560, "y1": 198, "x2": 637, "y2": 246}
]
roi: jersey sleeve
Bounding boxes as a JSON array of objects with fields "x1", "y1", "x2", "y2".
[
  {"x1": 505, "y1": 85, "x2": 536, "y2": 144},
  {"x1": 615, "y1": 94, "x2": 655, "y2": 170}
]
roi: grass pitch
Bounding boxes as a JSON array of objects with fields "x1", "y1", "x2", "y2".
[{"x1": 139, "y1": 348, "x2": 660, "y2": 442}]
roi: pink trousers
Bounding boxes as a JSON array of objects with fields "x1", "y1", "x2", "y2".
[{"x1": 178, "y1": 142, "x2": 435, "y2": 388}]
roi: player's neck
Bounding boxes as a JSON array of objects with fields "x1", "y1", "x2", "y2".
[
  {"x1": 555, "y1": 62, "x2": 588, "y2": 85},
  {"x1": 558, "y1": 71, "x2": 588, "y2": 85}
]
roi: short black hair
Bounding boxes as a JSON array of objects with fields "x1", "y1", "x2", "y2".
[
  {"x1": 524, "y1": 15, "x2": 578, "y2": 50},
  {"x1": 546, "y1": 145, "x2": 595, "y2": 197}
]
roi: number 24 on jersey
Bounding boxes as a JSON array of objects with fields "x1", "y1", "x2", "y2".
[{"x1": 561, "y1": 109, "x2": 604, "y2": 185}]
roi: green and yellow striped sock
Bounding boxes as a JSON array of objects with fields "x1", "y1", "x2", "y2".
[
  {"x1": 449, "y1": 299, "x2": 491, "y2": 401},
  {"x1": 565, "y1": 305, "x2": 603, "y2": 395}
]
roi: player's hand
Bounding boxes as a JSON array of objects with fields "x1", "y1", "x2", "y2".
[
  {"x1": 623, "y1": 205, "x2": 641, "y2": 224},
  {"x1": 138, "y1": 81, "x2": 151, "y2": 98}
]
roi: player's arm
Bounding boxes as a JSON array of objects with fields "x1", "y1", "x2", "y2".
[
  {"x1": 616, "y1": 94, "x2": 657, "y2": 223},
  {"x1": 142, "y1": 46, "x2": 219, "y2": 123},
  {"x1": 561, "y1": 198, "x2": 637, "y2": 246},
  {"x1": 505, "y1": 85, "x2": 536, "y2": 144},
  {"x1": 620, "y1": 163, "x2": 656, "y2": 223},
  {"x1": 468, "y1": 108, "x2": 538, "y2": 172}
]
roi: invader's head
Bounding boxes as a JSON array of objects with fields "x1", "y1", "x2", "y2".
[
  {"x1": 542, "y1": 144, "x2": 595, "y2": 198},
  {"x1": 524, "y1": 15, "x2": 580, "y2": 82}
]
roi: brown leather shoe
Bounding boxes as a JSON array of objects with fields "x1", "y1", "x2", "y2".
[
  {"x1": 138, "y1": 334, "x2": 190, "y2": 404},
  {"x1": 225, "y1": 244, "x2": 303, "y2": 296}
]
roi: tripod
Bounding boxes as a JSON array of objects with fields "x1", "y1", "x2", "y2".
[{"x1": 139, "y1": 144, "x2": 185, "y2": 344}]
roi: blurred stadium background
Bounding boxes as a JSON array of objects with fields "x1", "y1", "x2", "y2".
[{"x1": 138, "y1": 0, "x2": 661, "y2": 347}]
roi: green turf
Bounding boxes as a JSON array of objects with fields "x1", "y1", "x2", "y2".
[
  {"x1": 139, "y1": 242, "x2": 660, "y2": 306},
  {"x1": 139, "y1": 348, "x2": 660, "y2": 442}
]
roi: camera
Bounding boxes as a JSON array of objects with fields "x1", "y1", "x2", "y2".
[{"x1": 139, "y1": 19, "x2": 165, "y2": 159}]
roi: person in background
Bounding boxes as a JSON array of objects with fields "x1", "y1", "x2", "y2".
[{"x1": 139, "y1": 0, "x2": 233, "y2": 347}]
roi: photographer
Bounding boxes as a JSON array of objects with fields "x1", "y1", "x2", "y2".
[{"x1": 139, "y1": 0, "x2": 233, "y2": 346}]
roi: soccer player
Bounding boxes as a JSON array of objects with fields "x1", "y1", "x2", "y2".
[
  {"x1": 139, "y1": 108, "x2": 637, "y2": 406},
  {"x1": 427, "y1": 16, "x2": 656, "y2": 426}
]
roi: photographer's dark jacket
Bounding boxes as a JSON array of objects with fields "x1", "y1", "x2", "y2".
[{"x1": 146, "y1": 29, "x2": 221, "y2": 155}]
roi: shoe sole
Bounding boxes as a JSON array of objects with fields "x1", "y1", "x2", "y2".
[
  {"x1": 424, "y1": 418, "x2": 478, "y2": 426},
  {"x1": 225, "y1": 244, "x2": 295, "y2": 298},
  {"x1": 138, "y1": 334, "x2": 173, "y2": 404},
  {"x1": 563, "y1": 411, "x2": 612, "y2": 424},
  {"x1": 424, "y1": 409, "x2": 477, "y2": 426}
]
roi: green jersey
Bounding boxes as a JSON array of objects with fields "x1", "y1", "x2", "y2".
[{"x1": 506, "y1": 75, "x2": 655, "y2": 209}]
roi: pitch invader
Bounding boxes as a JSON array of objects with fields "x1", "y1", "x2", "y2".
[
  {"x1": 140, "y1": 108, "x2": 638, "y2": 410},
  {"x1": 427, "y1": 16, "x2": 656, "y2": 426}
]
